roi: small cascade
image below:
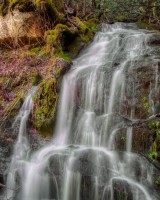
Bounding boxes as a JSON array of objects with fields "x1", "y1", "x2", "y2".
[
  {"x1": 6, "y1": 87, "x2": 37, "y2": 199},
  {"x1": 5, "y1": 23, "x2": 160, "y2": 200}
]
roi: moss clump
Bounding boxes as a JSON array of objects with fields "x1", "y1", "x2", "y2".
[
  {"x1": 86, "y1": 18, "x2": 99, "y2": 32},
  {"x1": 149, "y1": 151, "x2": 158, "y2": 160},
  {"x1": 33, "y1": 78, "x2": 59, "y2": 136},
  {"x1": 58, "y1": 52, "x2": 71, "y2": 62},
  {"x1": 31, "y1": 71, "x2": 42, "y2": 86},
  {"x1": 75, "y1": 17, "x2": 88, "y2": 33},
  {"x1": 74, "y1": 17, "x2": 98, "y2": 43},
  {"x1": 45, "y1": 23, "x2": 78, "y2": 54}
]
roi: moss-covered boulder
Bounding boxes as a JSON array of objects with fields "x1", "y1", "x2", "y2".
[
  {"x1": 32, "y1": 57, "x2": 71, "y2": 136},
  {"x1": 45, "y1": 23, "x2": 78, "y2": 53},
  {"x1": 33, "y1": 78, "x2": 59, "y2": 136},
  {"x1": 44, "y1": 17, "x2": 98, "y2": 57},
  {"x1": 53, "y1": 57, "x2": 71, "y2": 78}
]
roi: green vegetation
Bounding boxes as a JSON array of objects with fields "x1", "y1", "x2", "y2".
[
  {"x1": 149, "y1": 151, "x2": 158, "y2": 160},
  {"x1": 142, "y1": 96, "x2": 151, "y2": 115},
  {"x1": 45, "y1": 23, "x2": 78, "y2": 54},
  {"x1": 33, "y1": 79, "x2": 59, "y2": 136},
  {"x1": 3, "y1": 92, "x2": 25, "y2": 118},
  {"x1": 9, "y1": 0, "x2": 34, "y2": 12},
  {"x1": 0, "y1": 0, "x2": 7, "y2": 16},
  {"x1": 137, "y1": 22, "x2": 156, "y2": 30},
  {"x1": 148, "y1": 121, "x2": 160, "y2": 160}
]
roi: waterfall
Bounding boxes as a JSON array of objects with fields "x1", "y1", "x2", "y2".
[
  {"x1": 5, "y1": 23, "x2": 160, "y2": 200},
  {"x1": 6, "y1": 87, "x2": 37, "y2": 199}
]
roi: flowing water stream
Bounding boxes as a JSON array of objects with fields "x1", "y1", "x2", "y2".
[{"x1": 5, "y1": 23, "x2": 160, "y2": 200}]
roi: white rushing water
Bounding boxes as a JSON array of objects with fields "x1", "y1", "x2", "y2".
[
  {"x1": 6, "y1": 87, "x2": 37, "y2": 200},
  {"x1": 5, "y1": 23, "x2": 160, "y2": 200}
]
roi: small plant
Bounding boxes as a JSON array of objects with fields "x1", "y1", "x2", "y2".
[
  {"x1": 155, "y1": 179, "x2": 160, "y2": 187},
  {"x1": 121, "y1": 136, "x2": 126, "y2": 142},
  {"x1": 148, "y1": 121, "x2": 160, "y2": 129},
  {"x1": 142, "y1": 96, "x2": 151, "y2": 114},
  {"x1": 149, "y1": 151, "x2": 158, "y2": 160}
]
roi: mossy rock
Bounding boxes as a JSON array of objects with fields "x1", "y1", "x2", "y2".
[
  {"x1": 33, "y1": 78, "x2": 59, "y2": 136},
  {"x1": 74, "y1": 17, "x2": 98, "y2": 43},
  {"x1": 45, "y1": 23, "x2": 78, "y2": 53},
  {"x1": 68, "y1": 36, "x2": 85, "y2": 58},
  {"x1": 53, "y1": 57, "x2": 71, "y2": 79}
]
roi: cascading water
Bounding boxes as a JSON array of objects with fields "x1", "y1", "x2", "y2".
[
  {"x1": 5, "y1": 87, "x2": 37, "y2": 200},
  {"x1": 4, "y1": 23, "x2": 160, "y2": 200}
]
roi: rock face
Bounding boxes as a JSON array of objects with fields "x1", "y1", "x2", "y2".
[{"x1": 0, "y1": 10, "x2": 43, "y2": 47}]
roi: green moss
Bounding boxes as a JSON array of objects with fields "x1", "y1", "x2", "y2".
[
  {"x1": 45, "y1": 24, "x2": 78, "y2": 54},
  {"x1": 3, "y1": 92, "x2": 25, "y2": 118},
  {"x1": 148, "y1": 121, "x2": 160, "y2": 129},
  {"x1": 9, "y1": 0, "x2": 65, "y2": 20},
  {"x1": 142, "y1": 96, "x2": 151, "y2": 114},
  {"x1": 33, "y1": 78, "x2": 59, "y2": 136},
  {"x1": 31, "y1": 71, "x2": 41, "y2": 86},
  {"x1": 0, "y1": 0, "x2": 7, "y2": 16},
  {"x1": 149, "y1": 151, "x2": 158, "y2": 160},
  {"x1": 59, "y1": 52, "x2": 71, "y2": 62},
  {"x1": 10, "y1": 0, "x2": 34, "y2": 12},
  {"x1": 75, "y1": 17, "x2": 88, "y2": 33},
  {"x1": 86, "y1": 18, "x2": 99, "y2": 32},
  {"x1": 137, "y1": 22, "x2": 156, "y2": 30},
  {"x1": 115, "y1": 15, "x2": 127, "y2": 22},
  {"x1": 33, "y1": 0, "x2": 65, "y2": 22},
  {"x1": 74, "y1": 17, "x2": 97, "y2": 44},
  {"x1": 31, "y1": 46, "x2": 42, "y2": 53}
]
